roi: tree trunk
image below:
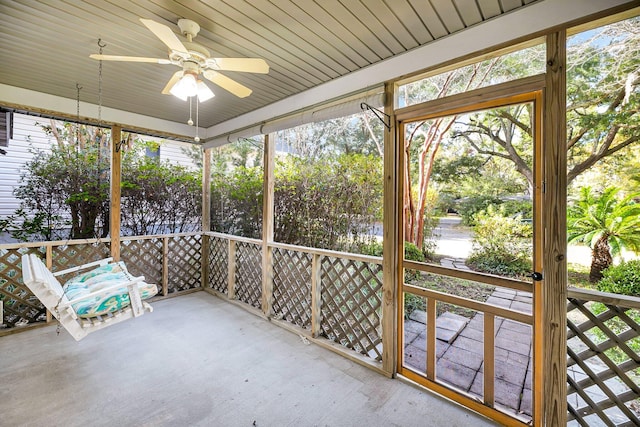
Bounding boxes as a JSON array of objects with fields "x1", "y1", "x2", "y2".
[
  {"x1": 589, "y1": 234, "x2": 612, "y2": 283},
  {"x1": 100, "y1": 206, "x2": 109, "y2": 238},
  {"x1": 404, "y1": 144, "x2": 415, "y2": 243},
  {"x1": 414, "y1": 118, "x2": 454, "y2": 249}
]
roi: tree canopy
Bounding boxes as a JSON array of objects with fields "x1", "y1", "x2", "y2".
[{"x1": 568, "y1": 186, "x2": 640, "y2": 282}]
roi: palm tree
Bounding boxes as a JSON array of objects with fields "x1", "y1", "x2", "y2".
[{"x1": 568, "y1": 187, "x2": 640, "y2": 282}]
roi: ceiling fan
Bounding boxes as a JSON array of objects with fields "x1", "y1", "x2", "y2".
[{"x1": 90, "y1": 18, "x2": 269, "y2": 101}]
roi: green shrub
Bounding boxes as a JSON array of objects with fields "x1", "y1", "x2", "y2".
[
  {"x1": 467, "y1": 206, "x2": 532, "y2": 278},
  {"x1": 420, "y1": 214, "x2": 439, "y2": 261},
  {"x1": 403, "y1": 242, "x2": 429, "y2": 315},
  {"x1": 360, "y1": 240, "x2": 383, "y2": 257},
  {"x1": 404, "y1": 293, "x2": 425, "y2": 318},
  {"x1": 359, "y1": 240, "x2": 426, "y2": 263},
  {"x1": 499, "y1": 200, "x2": 532, "y2": 219},
  {"x1": 456, "y1": 195, "x2": 501, "y2": 225},
  {"x1": 404, "y1": 241, "x2": 425, "y2": 262},
  {"x1": 597, "y1": 260, "x2": 640, "y2": 296},
  {"x1": 361, "y1": 241, "x2": 425, "y2": 281},
  {"x1": 435, "y1": 192, "x2": 457, "y2": 216},
  {"x1": 404, "y1": 241, "x2": 425, "y2": 282}
]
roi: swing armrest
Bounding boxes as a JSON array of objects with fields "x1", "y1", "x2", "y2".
[
  {"x1": 58, "y1": 276, "x2": 146, "y2": 309},
  {"x1": 53, "y1": 257, "x2": 114, "y2": 277}
]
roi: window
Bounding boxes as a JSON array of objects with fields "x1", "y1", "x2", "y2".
[
  {"x1": 0, "y1": 109, "x2": 12, "y2": 154},
  {"x1": 145, "y1": 145, "x2": 160, "y2": 158}
]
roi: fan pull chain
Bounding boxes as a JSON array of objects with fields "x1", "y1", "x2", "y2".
[
  {"x1": 195, "y1": 96, "x2": 200, "y2": 142},
  {"x1": 188, "y1": 97, "x2": 194, "y2": 126}
]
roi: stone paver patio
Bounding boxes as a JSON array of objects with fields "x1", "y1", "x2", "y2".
[{"x1": 403, "y1": 287, "x2": 534, "y2": 419}]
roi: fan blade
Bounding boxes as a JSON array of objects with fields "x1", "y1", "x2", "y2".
[
  {"x1": 162, "y1": 71, "x2": 184, "y2": 94},
  {"x1": 203, "y1": 70, "x2": 252, "y2": 98},
  {"x1": 89, "y1": 54, "x2": 171, "y2": 64},
  {"x1": 206, "y1": 58, "x2": 269, "y2": 74},
  {"x1": 140, "y1": 18, "x2": 187, "y2": 53}
]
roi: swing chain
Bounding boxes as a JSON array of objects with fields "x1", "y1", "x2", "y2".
[
  {"x1": 97, "y1": 39, "x2": 106, "y2": 126},
  {"x1": 76, "y1": 83, "x2": 82, "y2": 145},
  {"x1": 54, "y1": 295, "x2": 63, "y2": 336}
]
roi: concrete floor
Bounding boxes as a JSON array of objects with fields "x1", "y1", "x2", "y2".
[{"x1": 1, "y1": 292, "x2": 498, "y2": 427}]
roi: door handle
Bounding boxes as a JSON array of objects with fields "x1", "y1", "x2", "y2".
[{"x1": 530, "y1": 272, "x2": 543, "y2": 281}]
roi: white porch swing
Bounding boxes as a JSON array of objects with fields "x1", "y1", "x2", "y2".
[
  {"x1": 22, "y1": 254, "x2": 155, "y2": 341},
  {"x1": 20, "y1": 41, "x2": 157, "y2": 341}
]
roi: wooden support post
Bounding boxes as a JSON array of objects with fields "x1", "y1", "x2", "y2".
[
  {"x1": 261, "y1": 134, "x2": 275, "y2": 317},
  {"x1": 162, "y1": 236, "x2": 169, "y2": 296},
  {"x1": 110, "y1": 125, "x2": 122, "y2": 262},
  {"x1": 382, "y1": 81, "x2": 399, "y2": 376},
  {"x1": 202, "y1": 148, "x2": 212, "y2": 231},
  {"x1": 228, "y1": 239, "x2": 236, "y2": 299},
  {"x1": 543, "y1": 30, "x2": 568, "y2": 427},
  {"x1": 201, "y1": 148, "x2": 212, "y2": 290},
  {"x1": 311, "y1": 254, "x2": 322, "y2": 338}
]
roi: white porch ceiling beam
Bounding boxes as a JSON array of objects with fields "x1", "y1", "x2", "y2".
[
  {"x1": 0, "y1": 84, "x2": 197, "y2": 139},
  {"x1": 205, "y1": 0, "x2": 633, "y2": 140}
]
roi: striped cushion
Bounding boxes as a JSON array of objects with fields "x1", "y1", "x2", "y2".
[{"x1": 64, "y1": 263, "x2": 158, "y2": 318}]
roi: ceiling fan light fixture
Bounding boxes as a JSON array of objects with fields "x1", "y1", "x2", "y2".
[
  {"x1": 196, "y1": 80, "x2": 215, "y2": 102},
  {"x1": 170, "y1": 72, "x2": 198, "y2": 100},
  {"x1": 90, "y1": 18, "x2": 267, "y2": 101}
]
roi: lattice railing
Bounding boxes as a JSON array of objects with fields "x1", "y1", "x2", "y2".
[
  {"x1": 51, "y1": 243, "x2": 111, "y2": 282},
  {"x1": 207, "y1": 236, "x2": 228, "y2": 293},
  {"x1": 320, "y1": 256, "x2": 383, "y2": 361},
  {"x1": 567, "y1": 288, "x2": 640, "y2": 426},
  {"x1": 121, "y1": 237, "x2": 163, "y2": 285},
  {"x1": 0, "y1": 246, "x2": 45, "y2": 327},
  {"x1": 272, "y1": 247, "x2": 312, "y2": 329},
  {"x1": 0, "y1": 233, "x2": 204, "y2": 333},
  {"x1": 234, "y1": 241, "x2": 262, "y2": 308},
  {"x1": 204, "y1": 234, "x2": 385, "y2": 364},
  {"x1": 168, "y1": 234, "x2": 202, "y2": 293}
]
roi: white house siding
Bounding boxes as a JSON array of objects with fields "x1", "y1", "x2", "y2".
[
  {"x1": 157, "y1": 139, "x2": 198, "y2": 170},
  {"x1": 0, "y1": 113, "x2": 199, "y2": 219},
  {"x1": 0, "y1": 114, "x2": 54, "y2": 218}
]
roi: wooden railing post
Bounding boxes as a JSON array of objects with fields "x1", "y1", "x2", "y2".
[
  {"x1": 110, "y1": 125, "x2": 122, "y2": 262},
  {"x1": 228, "y1": 239, "x2": 236, "y2": 299},
  {"x1": 311, "y1": 254, "x2": 322, "y2": 338},
  {"x1": 483, "y1": 313, "x2": 495, "y2": 407},
  {"x1": 426, "y1": 298, "x2": 436, "y2": 381},
  {"x1": 382, "y1": 81, "x2": 399, "y2": 376},
  {"x1": 261, "y1": 134, "x2": 275, "y2": 317},
  {"x1": 162, "y1": 236, "x2": 169, "y2": 296},
  {"x1": 201, "y1": 148, "x2": 212, "y2": 290}
]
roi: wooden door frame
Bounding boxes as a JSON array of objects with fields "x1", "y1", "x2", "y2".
[{"x1": 394, "y1": 77, "x2": 546, "y2": 426}]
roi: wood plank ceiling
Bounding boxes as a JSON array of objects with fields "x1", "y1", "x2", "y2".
[{"x1": 0, "y1": 0, "x2": 538, "y2": 129}]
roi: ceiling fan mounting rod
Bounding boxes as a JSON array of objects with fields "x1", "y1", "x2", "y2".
[{"x1": 178, "y1": 19, "x2": 200, "y2": 41}]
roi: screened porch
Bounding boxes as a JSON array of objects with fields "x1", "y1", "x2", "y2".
[{"x1": 2, "y1": 1, "x2": 640, "y2": 426}]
